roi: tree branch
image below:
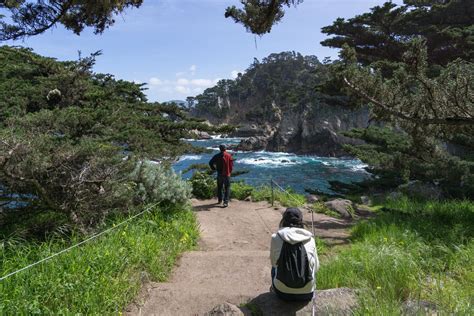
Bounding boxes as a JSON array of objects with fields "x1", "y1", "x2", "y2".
[
  {"x1": 2, "y1": 2, "x2": 72, "y2": 41},
  {"x1": 343, "y1": 77, "x2": 474, "y2": 126}
]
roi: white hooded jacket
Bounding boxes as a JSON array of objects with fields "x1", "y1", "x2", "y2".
[{"x1": 270, "y1": 227, "x2": 319, "y2": 294}]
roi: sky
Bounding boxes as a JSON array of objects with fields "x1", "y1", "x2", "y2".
[{"x1": 4, "y1": 0, "x2": 403, "y2": 102}]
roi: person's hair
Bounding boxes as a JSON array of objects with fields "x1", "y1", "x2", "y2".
[
  {"x1": 279, "y1": 207, "x2": 304, "y2": 229},
  {"x1": 219, "y1": 144, "x2": 226, "y2": 152}
]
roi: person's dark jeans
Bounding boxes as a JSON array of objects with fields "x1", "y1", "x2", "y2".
[
  {"x1": 217, "y1": 175, "x2": 230, "y2": 203},
  {"x1": 271, "y1": 267, "x2": 313, "y2": 301}
]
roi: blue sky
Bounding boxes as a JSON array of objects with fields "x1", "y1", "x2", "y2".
[{"x1": 4, "y1": 0, "x2": 402, "y2": 102}]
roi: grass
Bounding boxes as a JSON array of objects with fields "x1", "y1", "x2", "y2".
[
  {"x1": 231, "y1": 182, "x2": 306, "y2": 207},
  {"x1": 311, "y1": 202, "x2": 341, "y2": 218},
  {"x1": 0, "y1": 204, "x2": 199, "y2": 314},
  {"x1": 317, "y1": 196, "x2": 474, "y2": 314},
  {"x1": 231, "y1": 181, "x2": 255, "y2": 200}
]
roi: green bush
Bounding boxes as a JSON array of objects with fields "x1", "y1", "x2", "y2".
[
  {"x1": 0, "y1": 46, "x2": 224, "y2": 231},
  {"x1": 129, "y1": 161, "x2": 192, "y2": 205},
  {"x1": 231, "y1": 182, "x2": 254, "y2": 200},
  {"x1": 189, "y1": 171, "x2": 215, "y2": 199}
]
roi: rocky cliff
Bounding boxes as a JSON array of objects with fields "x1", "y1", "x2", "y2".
[
  {"x1": 191, "y1": 52, "x2": 369, "y2": 156},
  {"x1": 231, "y1": 102, "x2": 369, "y2": 156}
]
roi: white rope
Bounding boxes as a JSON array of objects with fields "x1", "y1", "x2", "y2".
[
  {"x1": 0, "y1": 203, "x2": 159, "y2": 282},
  {"x1": 271, "y1": 180, "x2": 306, "y2": 206}
]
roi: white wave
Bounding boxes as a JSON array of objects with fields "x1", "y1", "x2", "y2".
[
  {"x1": 253, "y1": 150, "x2": 292, "y2": 156},
  {"x1": 317, "y1": 158, "x2": 368, "y2": 172},
  {"x1": 227, "y1": 149, "x2": 248, "y2": 154},
  {"x1": 351, "y1": 163, "x2": 369, "y2": 172},
  {"x1": 178, "y1": 155, "x2": 203, "y2": 161},
  {"x1": 238, "y1": 157, "x2": 303, "y2": 168}
]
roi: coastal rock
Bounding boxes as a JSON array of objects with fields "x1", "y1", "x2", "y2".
[
  {"x1": 387, "y1": 191, "x2": 403, "y2": 201},
  {"x1": 306, "y1": 194, "x2": 319, "y2": 203},
  {"x1": 236, "y1": 136, "x2": 268, "y2": 151},
  {"x1": 229, "y1": 124, "x2": 267, "y2": 137},
  {"x1": 189, "y1": 52, "x2": 371, "y2": 156},
  {"x1": 263, "y1": 104, "x2": 368, "y2": 156},
  {"x1": 397, "y1": 181, "x2": 442, "y2": 200},
  {"x1": 205, "y1": 302, "x2": 244, "y2": 316},
  {"x1": 360, "y1": 195, "x2": 371, "y2": 205},
  {"x1": 402, "y1": 300, "x2": 438, "y2": 315},
  {"x1": 324, "y1": 199, "x2": 354, "y2": 219},
  {"x1": 190, "y1": 129, "x2": 212, "y2": 139},
  {"x1": 354, "y1": 204, "x2": 374, "y2": 217}
]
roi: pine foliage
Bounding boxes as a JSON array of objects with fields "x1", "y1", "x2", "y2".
[{"x1": 0, "y1": 46, "x2": 221, "y2": 231}]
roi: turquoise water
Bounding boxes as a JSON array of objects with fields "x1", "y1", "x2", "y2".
[{"x1": 173, "y1": 138, "x2": 370, "y2": 194}]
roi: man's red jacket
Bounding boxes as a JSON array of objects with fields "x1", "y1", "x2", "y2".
[{"x1": 209, "y1": 151, "x2": 233, "y2": 176}]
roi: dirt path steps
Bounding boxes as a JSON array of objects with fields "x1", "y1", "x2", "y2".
[{"x1": 126, "y1": 199, "x2": 354, "y2": 316}]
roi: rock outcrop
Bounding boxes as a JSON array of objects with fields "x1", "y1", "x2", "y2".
[
  {"x1": 190, "y1": 52, "x2": 370, "y2": 157},
  {"x1": 324, "y1": 199, "x2": 354, "y2": 219},
  {"x1": 227, "y1": 103, "x2": 369, "y2": 156},
  {"x1": 402, "y1": 300, "x2": 438, "y2": 315},
  {"x1": 397, "y1": 181, "x2": 443, "y2": 200},
  {"x1": 236, "y1": 136, "x2": 268, "y2": 151}
]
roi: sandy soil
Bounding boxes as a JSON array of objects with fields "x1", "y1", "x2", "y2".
[{"x1": 125, "y1": 199, "x2": 355, "y2": 316}]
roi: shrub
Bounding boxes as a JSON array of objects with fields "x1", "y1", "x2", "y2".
[
  {"x1": 189, "y1": 171, "x2": 215, "y2": 199},
  {"x1": 0, "y1": 46, "x2": 227, "y2": 232},
  {"x1": 231, "y1": 182, "x2": 254, "y2": 200},
  {"x1": 129, "y1": 161, "x2": 192, "y2": 205}
]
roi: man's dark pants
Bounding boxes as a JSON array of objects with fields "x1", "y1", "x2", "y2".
[{"x1": 217, "y1": 175, "x2": 230, "y2": 203}]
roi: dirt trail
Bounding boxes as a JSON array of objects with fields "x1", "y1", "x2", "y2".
[{"x1": 126, "y1": 199, "x2": 354, "y2": 316}]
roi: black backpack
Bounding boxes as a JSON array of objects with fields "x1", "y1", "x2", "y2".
[{"x1": 276, "y1": 233, "x2": 312, "y2": 288}]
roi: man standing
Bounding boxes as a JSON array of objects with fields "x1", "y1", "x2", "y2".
[{"x1": 209, "y1": 144, "x2": 233, "y2": 207}]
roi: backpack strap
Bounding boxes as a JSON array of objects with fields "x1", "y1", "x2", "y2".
[{"x1": 277, "y1": 232, "x2": 284, "y2": 241}]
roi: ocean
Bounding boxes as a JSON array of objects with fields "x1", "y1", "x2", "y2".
[{"x1": 173, "y1": 137, "x2": 370, "y2": 194}]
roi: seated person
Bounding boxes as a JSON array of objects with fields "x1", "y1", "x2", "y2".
[{"x1": 270, "y1": 207, "x2": 319, "y2": 301}]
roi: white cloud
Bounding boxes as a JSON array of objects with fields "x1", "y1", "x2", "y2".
[
  {"x1": 189, "y1": 65, "x2": 197, "y2": 75},
  {"x1": 175, "y1": 85, "x2": 190, "y2": 94},
  {"x1": 149, "y1": 77, "x2": 162, "y2": 86},
  {"x1": 191, "y1": 78, "x2": 216, "y2": 87},
  {"x1": 176, "y1": 78, "x2": 189, "y2": 85},
  {"x1": 158, "y1": 86, "x2": 173, "y2": 93},
  {"x1": 175, "y1": 71, "x2": 186, "y2": 77},
  {"x1": 147, "y1": 73, "x2": 219, "y2": 100}
]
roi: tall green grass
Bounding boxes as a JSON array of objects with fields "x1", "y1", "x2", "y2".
[
  {"x1": 317, "y1": 197, "x2": 474, "y2": 314},
  {"x1": 0, "y1": 204, "x2": 198, "y2": 314},
  {"x1": 231, "y1": 181, "x2": 306, "y2": 207}
]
